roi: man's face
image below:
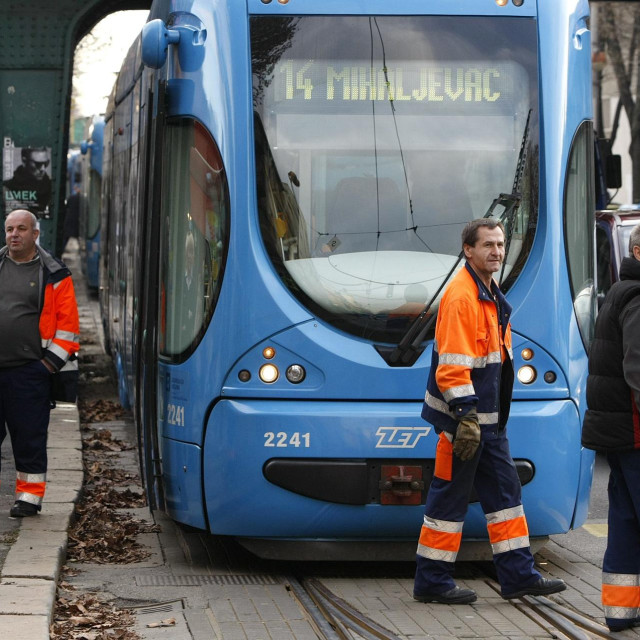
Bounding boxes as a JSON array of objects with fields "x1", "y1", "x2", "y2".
[
  {"x1": 25, "y1": 150, "x2": 49, "y2": 181},
  {"x1": 464, "y1": 226, "x2": 505, "y2": 282},
  {"x1": 5, "y1": 211, "x2": 39, "y2": 261}
]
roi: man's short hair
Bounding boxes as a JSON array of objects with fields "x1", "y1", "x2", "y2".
[
  {"x1": 6, "y1": 209, "x2": 39, "y2": 230},
  {"x1": 629, "y1": 223, "x2": 640, "y2": 256},
  {"x1": 461, "y1": 218, "x2": 505, "y2": 248}
]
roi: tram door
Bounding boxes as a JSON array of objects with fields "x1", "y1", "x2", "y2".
[{"x1": 136, "y1": 81, "x2": 167, "y2": 512}]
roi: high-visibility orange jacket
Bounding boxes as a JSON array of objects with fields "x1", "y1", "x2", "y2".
[
  {"x1": 422, "y1": 263, "x2": 514, "y2": 434},
  {"x1": 38, "y1": 249, "x2": 80, "y2": 370},
  {"x1": 0, "y1": 246, "x2": 80, "y2": 371}
]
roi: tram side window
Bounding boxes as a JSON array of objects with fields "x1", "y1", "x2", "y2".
[
  {"x1": 158, "y1": 119, "x2": 229, "y2": 360},
  {"x1": 565, "y1": 121, "x2": 596, "y2": 349}
]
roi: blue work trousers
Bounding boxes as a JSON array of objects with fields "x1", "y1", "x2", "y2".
[
  {"x1": 415, "y1": 430, "x2": 540, "y2": 596},
  {"x1": 602, "y1": 450, "x2": 640, "y2": 629},
  {"x1": 0, "y1": 360, "x2": 51, "y2": 476}
]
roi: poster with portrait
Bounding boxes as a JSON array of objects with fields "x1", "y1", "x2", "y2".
[{"x1": 3, "y1": 138, "x2": 52, "y2": 218}]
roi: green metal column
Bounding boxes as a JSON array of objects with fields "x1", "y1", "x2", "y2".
[{"x1": 0, "y1": 0, "x2": 149, "y2": 254}]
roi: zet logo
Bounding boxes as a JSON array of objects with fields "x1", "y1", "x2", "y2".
[{"x1": 375, "y1": 426, "x2": 431, "y2": 448}]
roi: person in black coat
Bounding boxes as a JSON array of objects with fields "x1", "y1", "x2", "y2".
[{"x1": 582, "y1": 223, "x2": 640, "y2": 632}]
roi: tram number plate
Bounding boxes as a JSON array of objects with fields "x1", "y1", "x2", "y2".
[
  {"x1": 166, "y1": 403, "x2": 185, "y2": 427},
  {"x1": 264, "y1": 432, "x2": 311, "y2": 448}
]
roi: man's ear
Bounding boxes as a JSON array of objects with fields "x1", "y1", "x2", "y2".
[{"x1": 634, "y1": 245, "x2": 640, "y2": 261}]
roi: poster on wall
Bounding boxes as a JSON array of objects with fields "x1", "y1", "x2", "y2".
[{"x1": 3, "y1": 138, "x2": 52, "y2": 218}]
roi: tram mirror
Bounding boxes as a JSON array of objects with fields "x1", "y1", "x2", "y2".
[{"x1": 605, "y1": 154, "x2": 622, "y2": 190}]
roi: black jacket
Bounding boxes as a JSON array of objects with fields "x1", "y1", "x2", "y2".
[{"x1": 582, "y1": 256, "x2": 640, "y2": 452}]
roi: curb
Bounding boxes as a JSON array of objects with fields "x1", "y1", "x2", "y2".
[{"x1": 0, "y1": 403, "x2": 82, "y2": 638}]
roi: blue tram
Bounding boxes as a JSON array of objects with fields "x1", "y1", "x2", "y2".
[
  {"x1": 100, "y1": 0, "x2": 596, "y2": 558},
  {"x1": 79, "y1": 116, "x2": 105, "y2": 291},
  {"x1": 66, "y1": 148, "x2": 82, "y2": 199}
]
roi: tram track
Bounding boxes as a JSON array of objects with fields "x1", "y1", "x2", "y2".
[
  {"x1": 286, "y1": 572, "x2": 621, "y2": 640},
  {"x1": 286, "y1": 576, "x2": 401, "y2": 640},
  {"x1": 485, "y1": 579, "x2": 618, "y2": 640}
]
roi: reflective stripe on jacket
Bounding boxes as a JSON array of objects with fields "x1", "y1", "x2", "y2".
[
  {"x1": 0, "y1": 246, "x2": 79, "y2": 371},
  {"x1": 422, "y1": 263, "x2": 513, "y2": 434}
]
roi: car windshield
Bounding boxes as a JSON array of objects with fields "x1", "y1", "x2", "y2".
[{"x1": 251, "y1": 15, "x2": 539, "y2": 343}]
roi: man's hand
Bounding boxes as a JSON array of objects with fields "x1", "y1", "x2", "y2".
[{"x1": 453, "y1": 410, "x2": 480, "y2": 461}]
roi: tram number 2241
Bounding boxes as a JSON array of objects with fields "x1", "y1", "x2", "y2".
[
  {"x1": 264, "y1": 432, "x2": 311, "y2": 448},
  {"x1": 166, "y1": 403, "x2": 185, "y2": 427}
]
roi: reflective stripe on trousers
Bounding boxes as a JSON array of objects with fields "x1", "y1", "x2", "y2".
[
  {"x1": 414, "y1": 430, "x2": 539, "y2": 595},
  {"x1": 16, "y1": 471, "x2": 46, "y2": 507},
  {"x1": 602, "y1": 450, "x2": 640, "y2": 628},
  {"x1": 602, "y1": 573, "x2": 640, "y2": 623}
]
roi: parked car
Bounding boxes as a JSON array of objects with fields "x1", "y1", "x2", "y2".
[{"x1": 596, "y1": 206, "x2": 640, "y2": 304}]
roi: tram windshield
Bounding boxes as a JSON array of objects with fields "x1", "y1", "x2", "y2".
[{"x1": 251, "y1": 16, "x2": 539, "y2": 343}]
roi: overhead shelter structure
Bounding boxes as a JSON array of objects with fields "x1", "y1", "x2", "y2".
[{"x1": 0, "y1": 0, "x2": 149, "y2": 253}]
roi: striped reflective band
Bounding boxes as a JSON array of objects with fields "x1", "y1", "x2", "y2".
[
  {"x1": 602, "y1": 573, "x2": 640, "y2": 621},
  {"x1": 45, "y1": 342, "x2": 69, "y2": 360},
  {"x1": 486, "y1": 505, "x2": 530, "y2": 555},
  {"x1": 439, "y1": 351, "x2": 502, "y2": 368},
  {"x1": 54, "y1": 329, "x2": 79, "y2": 342},
  {"x1": 443, "y1": 384, "x2": 475, "y2": 403},
  {"x1": 16, "y1": 472, "x2": 46, "y2": 505},
  {"x1": 424, "y1": 392, "x2": 498, "y2": 424},
  {"x1": 416, "y1": 516, "x2": 463, "y2": 563},
  {"x1": 17, "y1": 471, "x2": 46, "y2": 483}
]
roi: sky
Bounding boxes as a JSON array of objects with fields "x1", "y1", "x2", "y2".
[{"x1": 72, "y1": 10, "x2": 149, "y2": 119}]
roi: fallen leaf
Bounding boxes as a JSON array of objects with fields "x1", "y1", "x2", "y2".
[{"x1": 146, "y1": 617, "x2": 177, "y2": 628}]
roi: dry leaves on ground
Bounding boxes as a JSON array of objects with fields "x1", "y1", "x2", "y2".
[
  {"x1": 53, "y1": 399, "x2": 155, "y2": 639},
  {"x1": 84, "y1": 460, "x2": 139, "y2": 487},
  {"x1": 83, "y1": 428, "x2": 134, "y2": 452},
  {"x1": 79, "y1": 398, "x2": 129, "y2": 424},
  {"x1": 50, "y1": 592, "x2": 140, "y2": 640}
]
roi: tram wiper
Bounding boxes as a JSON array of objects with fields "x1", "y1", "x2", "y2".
[{"x1": 376, "y1": 110, "x2": 532, "y2": 368}]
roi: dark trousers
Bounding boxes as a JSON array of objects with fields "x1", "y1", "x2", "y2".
[
  {"x1": 415, "y1": 430, "x2": 540, "y2": 596},
  {"x1": 0, "y1": 360, "x2": 51, "y2": 475},
  {"x1": 602, "y1": 450, "x2": 640, "y2": 628}
]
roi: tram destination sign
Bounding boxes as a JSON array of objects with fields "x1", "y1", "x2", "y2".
[{"x1": 271, "y1": 59, "x2": 525, "y2": 113}]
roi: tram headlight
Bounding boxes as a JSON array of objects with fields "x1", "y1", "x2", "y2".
[
  {"x1": 286, "y1": 364, "x2": 306, "y2": 384},
  {"x1": 495, "y1": 0, "x2": 508, "y2": 6},
  {"x1": 521, "y1": 348, "x2": 534, "y2": 361},
  {"x1": 517, "y1": 365, "x2": 537, "y2": 385},
  {"x1": 512, "y1": 0, "x2": 525, "y2": 6},
  {"x1": 259, "y1": 363, "x2": 279, "y2": 383}
]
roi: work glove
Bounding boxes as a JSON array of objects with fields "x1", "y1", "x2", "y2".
[{"x1": 452, "y1": 408, "x2": 480, "y2": 461}]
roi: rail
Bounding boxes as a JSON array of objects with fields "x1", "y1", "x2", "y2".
[{"x1": 287, "y1": 574, "x2": 621, "y2": 640}]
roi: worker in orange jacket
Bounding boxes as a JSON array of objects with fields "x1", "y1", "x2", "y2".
[
  {"x1": 414, "y1": 218, "x2": 566, "y2": 604},
  {"x1": 0, "y1": 209, "x2": 79, "y2": 518}
]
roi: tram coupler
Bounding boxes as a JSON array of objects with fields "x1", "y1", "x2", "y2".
[{"x1": 379, "y1": 465, "x2": 424, "y2": 505}]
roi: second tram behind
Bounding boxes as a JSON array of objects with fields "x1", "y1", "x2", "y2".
[{"x1": 79, "y1": 115, "x2": 105, "y2": 290}]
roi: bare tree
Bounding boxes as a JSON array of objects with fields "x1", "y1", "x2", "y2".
[{"x1": 599, "y1": 3, "x2": 640, "y2": 199}]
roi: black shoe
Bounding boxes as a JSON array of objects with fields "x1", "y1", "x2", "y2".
[
  {"x1": 608, "y1": 619, "x2": 640, "y2": 632},
  {"x1": 502, "y1": 577, "x2": 566, "y2": 600},
  {"x1": 9, "y1": 500, "x2": 39, "y2": 518},
  {"x1": 414, "y1": 586, "x2": 477, "y2": 604}
]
